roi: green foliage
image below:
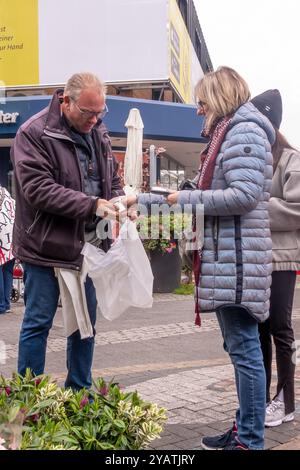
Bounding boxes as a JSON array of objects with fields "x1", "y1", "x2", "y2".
[
  {"x1": 137, "y1": 213, "x2": 192, "y2": 253},
  {"x1": 0, "y1": 371, "x2": 167, "y2": 450},
  {"x1": 173, "y1": 283, "x2": 194, "y2": 295}
]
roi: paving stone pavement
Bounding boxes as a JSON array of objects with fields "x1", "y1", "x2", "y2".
[
  {"x1": 1, "y1": 292, "x2": 300, "y2": 450},
  {"x1": 126, "y1": 364, "x2": 300, "y2": 450}
]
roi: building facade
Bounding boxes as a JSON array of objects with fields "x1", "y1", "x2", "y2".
[{"x1": 0, "y1": 0, "x2": 212, "y2": 192}]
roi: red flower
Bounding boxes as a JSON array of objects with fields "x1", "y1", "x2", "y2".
[
  {"x1": 28, "y1": 413, "x2": 40, "y2": 423},
  {"x1": 99, "y1": 386, "x2": 108, "y2": 396},
  {"x1": 79, "y1": 397, "x2": 89, "y2": 408}
]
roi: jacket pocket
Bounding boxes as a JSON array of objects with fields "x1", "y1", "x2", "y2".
[
  {"x1": 27, "y1": 212, "x2": 80, "y2": 262},
  {"x1": 25, "y1": 210, "x2": 42, "y2": 234},
  {"x1": 41, "y1": 215, "x2": 79, "y2": 261}
]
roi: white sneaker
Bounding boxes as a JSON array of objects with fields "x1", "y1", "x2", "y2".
[{"x1": 265, "y1": 399, "x2": 294, "y2": 427}]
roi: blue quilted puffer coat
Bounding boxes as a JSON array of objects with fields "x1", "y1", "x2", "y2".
[{"x1": 139, "y1": 102, "x2": 275, "y2": 322}]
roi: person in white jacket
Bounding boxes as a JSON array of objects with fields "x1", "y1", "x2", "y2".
[
  {"x1": 0, "y1": 185, "x2": 15, "y2": 314},
  {"x1": 251, "y1": 90, "x2": 299, "y2": 427}
]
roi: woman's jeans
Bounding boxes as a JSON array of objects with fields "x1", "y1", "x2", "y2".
[
  {"x1": 18, "y1": 262, "x2": 97, "y2": 390},
  {"x1": 216, "y1": 305, "x2": 266, "y2": 450},
  {"x1": 259, "y1": 271, "x2": 296, "y2": 414},
  {"x1": 0, "y1": 259, "x2": 15, "y2": 313}
]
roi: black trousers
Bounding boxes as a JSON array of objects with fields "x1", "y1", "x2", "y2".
[{"x1": 258, "y1": 271, "x2": 296, "y2": 414}]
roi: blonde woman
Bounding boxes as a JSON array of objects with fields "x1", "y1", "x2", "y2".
[{"x1": 127, "y1": 67, "x2": 275, "y2": 449}]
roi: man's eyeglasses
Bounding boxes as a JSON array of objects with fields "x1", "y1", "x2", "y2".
[
  {"x1": 197, "y1": 100, "x2": 206, "y2": 109},
  {"x1": 72, "y1": 99, "x2": 108, "y2": 120}
]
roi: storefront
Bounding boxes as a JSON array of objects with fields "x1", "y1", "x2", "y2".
[
  {"x1": 0, "y1": 96, "x2": 50, "y2": 189},
  {"x1": 0, "y1": 94, "x2": 206, "y2": 193}
]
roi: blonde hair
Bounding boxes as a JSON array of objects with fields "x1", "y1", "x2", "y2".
[
  {"x1": 195, "y1": 66, "x2": 250, "y2": 132},
  {"x1": 64, "y1": 72, "x2": 107, "y2": 101}
]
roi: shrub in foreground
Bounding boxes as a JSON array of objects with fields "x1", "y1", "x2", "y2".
[{"x1": 0, "y1": 370, "x2": 167, "y2": 450}]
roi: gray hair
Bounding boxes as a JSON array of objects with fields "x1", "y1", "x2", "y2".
[{"x1": 64, "y1": 72, "x2": 107, "y2": 101}]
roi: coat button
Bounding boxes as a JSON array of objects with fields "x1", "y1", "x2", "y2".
[
  {"x1": 75, "y1": 266, "x2": 80, "y2": 270},
  {"x1": 244, "y1": 146, "x2": 251, "y2": 153}
]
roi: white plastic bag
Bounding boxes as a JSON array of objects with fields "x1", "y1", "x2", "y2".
[{"x1": 81, "y1": 219, "x2": 153, "y2": 320}]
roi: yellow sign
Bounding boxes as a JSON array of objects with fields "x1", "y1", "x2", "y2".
[
  {"x1": 168, "y1": 0, "x2": 191, "y2": 103},
  {"x1": 0, "y1": 0, "x2": 39, "y2": 87}
]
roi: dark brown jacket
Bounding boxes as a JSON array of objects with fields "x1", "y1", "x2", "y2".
[{"x1": 10, "y1": 90, "x2": 123, "y2": 270}]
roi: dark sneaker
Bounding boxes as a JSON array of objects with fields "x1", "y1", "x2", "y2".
[
  {"x1": 223, "y1": 436, "x2": 249, "y2": 450},
  {"x1": 201, "y1": 422, "x2": 238, "y2": 450}
]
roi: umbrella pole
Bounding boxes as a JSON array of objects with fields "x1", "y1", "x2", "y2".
[{"x1": 149, "y1": 144, "x2": 157, "y2": 187}]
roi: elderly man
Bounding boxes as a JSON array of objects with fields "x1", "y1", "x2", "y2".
[{"x1": 11, "y1": 72, "x2": 123, "y2": 390}]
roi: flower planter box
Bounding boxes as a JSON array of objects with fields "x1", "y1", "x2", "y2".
[{"x1": 149, "y1": 246, "x2": 182, "y2": 293}]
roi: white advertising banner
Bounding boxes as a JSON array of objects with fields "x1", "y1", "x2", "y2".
[
  {"x1": 1, "y1": 0, "x2": 169, "y2": 87},
  {"x1": 39, "y1": 0, "x2": 169, "y2": 85}
]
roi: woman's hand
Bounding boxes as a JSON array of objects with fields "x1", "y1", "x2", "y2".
[
  {"x1": 109, "y1": 195, "x2": 137, "y2": 208},
  {"x1": 123, "y1": 195, "x2": 138, "y2": 207},
  {"x1": 167, "y1": 192, "x2": 179, "y2": 205}
]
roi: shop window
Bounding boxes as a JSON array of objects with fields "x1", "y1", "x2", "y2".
[
  {"x1": 159, "y1": 156, "x2": 185, "y2": 189},
  {"x1": 152, "y1": 89, "x2": 164, "y2": 101},
  {"x1": 159, "y1": 155, "x2": 170, "y2": 187}
]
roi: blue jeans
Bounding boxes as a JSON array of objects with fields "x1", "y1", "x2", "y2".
[
  {"x1": 216, "y1": 305, "x2": 266, "y2": 450},
  {"x1": 0, "y1": 259, "x2": 15, "y2": 313},
  {"x1": 18, "y1": 262, "x2": 97, "y2": 390}
]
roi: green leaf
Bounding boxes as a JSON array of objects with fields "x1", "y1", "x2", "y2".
[
  {"x1": 101, "y1": 423, "x2": 112, "y2": 434},
  {"x1": 8, "y1": 405, "x2": 22, "y2": 423},
  {"x1": 97, "y1": 441, "x2": 115, "y2": 450},
  {"x1": 113, "y1": 419, "x2": 126, "y2": 431}
]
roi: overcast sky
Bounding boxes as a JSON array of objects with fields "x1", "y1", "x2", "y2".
[{"x1": 194, "y1": 0, "x2": 300, "y2": 148}]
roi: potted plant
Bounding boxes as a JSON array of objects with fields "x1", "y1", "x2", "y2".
[{"x1": 137, "y1": 213, "x2": 191, "y2": 293}]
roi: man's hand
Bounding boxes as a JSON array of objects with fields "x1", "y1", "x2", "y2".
[
  {"x1": 127, "y1": 208, "x2": 138, "y2": 221},
  {"x1": 117, "y1": 196, "x2": 138, "y2": 221},
  {"x1": 96, "y1": 198, "x2": 120, "y2": 220},
  {"x1": 107, "y1": 196, "x2": 138, "y2": 221}
]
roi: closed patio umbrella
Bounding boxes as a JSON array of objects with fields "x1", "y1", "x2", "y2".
[{"x1": 123, "y1": 108, "x2": 144, "y2": 195}]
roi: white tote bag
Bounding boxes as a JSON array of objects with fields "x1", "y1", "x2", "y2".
[{"x1": 81, "y1": 219, "x2": 153, "y2": 320}]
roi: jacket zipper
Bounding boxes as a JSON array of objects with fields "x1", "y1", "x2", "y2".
[
  {"x1": 212, "y1": 217, "x2": 219, "y2": 261},
  {"x1": 73, "y1": 146, "x2": 85, "y2": 192}
]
